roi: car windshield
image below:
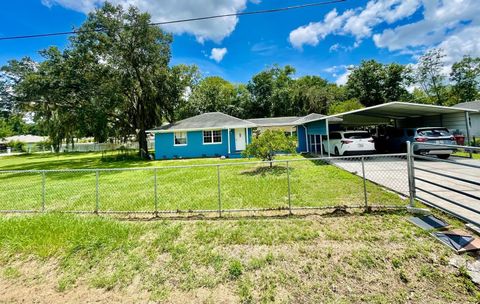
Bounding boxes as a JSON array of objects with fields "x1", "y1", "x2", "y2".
[
  {"x1": 344, "y1": 132, "x2": 371, "y2": 139},
  {"x1": 417, "y1": 128, "x2": 450, "y2": 137}
]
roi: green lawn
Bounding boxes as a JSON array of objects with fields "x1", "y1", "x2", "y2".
[
  {"x1": 0, "y1": 153, "x2": 478, "y2": 303},
  {"x1": 453, "y1": 151, "x2": 480, "y2": 159},
  {"x1": 0, "y1": 152, "x2": 407, "y2": 213},
  {"x1": 0, "y1": 213, "x2": 478, "y2": 303}
]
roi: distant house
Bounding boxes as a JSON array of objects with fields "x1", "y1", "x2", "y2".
[
  {"x1": 147, "y1": 112, "x2": 340, "y2": 160},
  {"x1": 453, "y1": 101, "x2": 480, "y2": 137}
]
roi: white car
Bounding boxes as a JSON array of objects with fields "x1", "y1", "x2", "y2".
[{"x1": 324, "y1": 131, "x2": 376, "y2": 156}]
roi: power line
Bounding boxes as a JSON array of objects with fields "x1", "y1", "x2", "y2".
[{"x1": 0, "y1": 0, "x2": 346, "y2": 41}]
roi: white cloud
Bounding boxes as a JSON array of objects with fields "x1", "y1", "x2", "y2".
[
  {"x1": 322, "y1": 65, "x2": 352, "y2": 85},
  {"x1": 373, "y1": 0, "x2": 480, "y2": 65},
  {"x1": 209, "y1": 47, "x2": 228, "y2": 63},
  {"x1": 289, "y1": 0, "x2": 420, "y2": 49},
  {"x1": 251, "y1": 41, "x2": 278, "y2": 56},
  {"x1": 289, "y1": 9, "x2": 354, "y2": 49},
  {"x1": 335, "y1": 69, "x2": 351, "y2": 85},
  {"x1": 41, "y1": 0, "x2": 247, "y2": 43}
]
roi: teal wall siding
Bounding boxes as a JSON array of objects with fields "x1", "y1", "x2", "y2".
[
  {"x1": 305, "y1": 120, "x2": 327, "y2": 135},
  {"x1": 154, "y1": 128, "x2": 252, "y2": 160}
]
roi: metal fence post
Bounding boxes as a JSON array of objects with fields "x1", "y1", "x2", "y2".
[
  {"x1": 361, "y1": 156, "x2": 368, "y2": 208},
  {"x1": 217, "y1": 165, "x2": 222, "y2": 217},
  {"x1": 95, "y1": 170, "x2": 99, "y2": 214},
  {"x1": 41, "y1": 171, "x2": 46, "y2": 212},
  {"x1": 406, "y1": 141, "x2": 416, "y2": 207},
  {"x1": 154, "y1": 168, "x2": 158, "y2": 216},
  {"x1": 286, "y1": 161, "x2": 292, "y2": 215}
]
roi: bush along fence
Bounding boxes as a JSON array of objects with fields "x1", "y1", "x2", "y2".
[{"x1": 0, "y1": 154, "x2": 410, "y2": 216}]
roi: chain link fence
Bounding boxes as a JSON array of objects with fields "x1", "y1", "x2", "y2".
[{"x1": 0, "y1": 154, "x2": 410, "y2": 215}]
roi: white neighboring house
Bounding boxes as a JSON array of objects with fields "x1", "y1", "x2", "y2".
[
  {"x1": 0, "y1": 135, "x2": 49, "y2": 153},
  {"x1": 453, "y1": 101, "x2": 480, "y2": 137}
]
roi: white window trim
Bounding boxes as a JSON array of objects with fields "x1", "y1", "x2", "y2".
[
  {"x1": 173, "y1": 132, "x2": 188, "y2": 146},
  {"x1": 203, "y1": 130, "x2": 223, "y2": 145}
]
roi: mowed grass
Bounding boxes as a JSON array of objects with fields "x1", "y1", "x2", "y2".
[
  {"x1": 453, "y1": 151, "x2": 480, "y2": 159},
  {"x1": 0, "y1": 213, "x2": 478, "y2": 303},
  {"x1": 0, "y1": 152, "x2": 407, "y2": 212}
]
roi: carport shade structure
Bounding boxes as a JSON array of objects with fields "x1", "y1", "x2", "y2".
[{"x1": 305, "y1": 102, "x2": 479, "y2": 154}]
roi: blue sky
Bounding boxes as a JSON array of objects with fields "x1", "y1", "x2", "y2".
[{"x1": 1, "y1": 0, "x2": 479, "y2": 84}]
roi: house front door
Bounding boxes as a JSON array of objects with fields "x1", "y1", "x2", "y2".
[{"x1": 235, "y1": 128, "x2": 246, "y2": 151}]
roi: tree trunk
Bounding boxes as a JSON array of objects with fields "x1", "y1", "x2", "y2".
[{"x1": 137, "y1": 101, "x2": 149, "y2": 159}]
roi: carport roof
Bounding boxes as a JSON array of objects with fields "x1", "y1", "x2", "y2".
[{"x1": 306, "y1": 102, "x2": 478, "y2": 124}]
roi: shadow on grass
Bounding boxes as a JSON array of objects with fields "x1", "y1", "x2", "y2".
[
  {"x1": 299, "y1": 153, "x2": 330, "y2": 166},
  {"x1": 240, "y1": 165, "x2": 289, "y2": 176},
  {"x1": 114, "y1": 206, "x2": 408, "y2": 222}
]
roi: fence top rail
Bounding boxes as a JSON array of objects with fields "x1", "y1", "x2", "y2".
[
  {"x1": 413, "y1": 154, "x2": 480, "y2": 169},
  {"x1": 412, "y1": 142, "x2": 480, "y2": 151},
  {"x1": 0, "y1": 153, "x2": 407, "y2": 174}
]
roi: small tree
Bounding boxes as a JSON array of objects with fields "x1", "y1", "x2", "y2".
[{"x1": 242, "y1": 130, "x2": 296, "y2": 166}]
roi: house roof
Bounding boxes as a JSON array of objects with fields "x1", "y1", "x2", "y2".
[
  {"x1": 246, "y1": 116, "x2": 302, "y2": 127},
  {"x1": 147, "y1": 112, "x2": 256, "y2": 133},
  {"x1": 0, "y1": 135, "x2": 48, "y2": 144},
  {"x1": 453, "y1": 101, "x2": 480, "y2": 111},
  {"x1": 293, "y1": 113, "x2": 343, "y2": 124}
]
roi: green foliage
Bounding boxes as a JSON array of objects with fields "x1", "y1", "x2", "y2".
[
  {"x1": 0, "y1": 118, "x2": 12, "y2": 139},
  {"x1": 228, "y1": 260, "x2": 243, "y2": 279},
  {"x1": 415, "y1": 48, "x2": 447, "y2": 105},
  {"x1": 181, "y1": 76, "x2": 237, "y2": 118},
  {"x1": 291, "y1": 76, "x2": 346, "y2": 115},
  {"x1": 7, "y1": 140, "x2": 26, "y2": 152},
  {"x1": 245, "y1": 65, "x2": 296, "y2": 117},
  {"x1": 242, "y1": 130, "x2": 296, "y2": 163},
  {"x1": 328, "y1": 98, "x2": 364, "y2": 115},
  {"x1": 346, "y1": 60, "x2": 413, "y2": 106},
  {"x1": 450, "y1": 55, "x2": 480, "y2": 103}
]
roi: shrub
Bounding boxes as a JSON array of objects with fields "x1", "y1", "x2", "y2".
[
  {"x1": 7, "y1": 140, "x2": 26, "y2": 152},
  {"x1": 36, "y1": 139, "x2": 52, "y2": 151},
  {"x1": 242, "y1": 130, "x2": 296, "y2": 165}
]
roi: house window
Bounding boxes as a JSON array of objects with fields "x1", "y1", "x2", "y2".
[
  {"x1": 174, "y1": 132, "x2": 187, "y2": 146},
  {"x1": 203, "y1": 130, "x2": 222, "y2": 144}
]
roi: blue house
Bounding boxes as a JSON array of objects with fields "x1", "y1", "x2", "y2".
[
  {"x1": 148, "y1": 111, "x2": 342, "y2": 160},
  {"x1": 247, "y1": 113, "x2": 342, "y2": 155},
  {"x1": 148, "y1": 112, "x2": 255, "y2": 159}
]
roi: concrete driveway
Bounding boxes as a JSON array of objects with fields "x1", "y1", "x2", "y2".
[{"x1": 329, "y1": 155, "x2": 480, "y2": 225}]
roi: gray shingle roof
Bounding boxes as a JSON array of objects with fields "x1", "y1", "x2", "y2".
[
  {"x1": 246, "y1": 116, "x2": 302, "y2": 127},
  {"x1": 293, "y1": 113, "x2": 343, "y2": 124},
  {"x1": 148, "y1": 112, "x2": 256, "y2": 132},
  {"x1": 453, "y1": 101, "x2": 480, "y2": 111}
]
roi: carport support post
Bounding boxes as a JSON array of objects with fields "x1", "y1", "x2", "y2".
[
  {"x1": 465, "y1": 112, "x2": 472, "y2": 158},
  {"x1": 217, "y1": 165, "x2": 222, "y2": 217},
  {"x1": 361, "y1": 157, "x2": 368, "y2": 208},
  {"x1": 406, "y1": 141, "x2": 416, "y2": 207},
  {"x1": 326, "y1": 120, "x2": 330, "y2": 157}
]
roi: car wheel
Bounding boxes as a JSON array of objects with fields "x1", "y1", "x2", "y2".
[
  {"x1": 438, "y1": 154, "x2": 450, "y2": 160},
  {"x1": 335, "y1": 147, "x2": 340, "y2": 156}
]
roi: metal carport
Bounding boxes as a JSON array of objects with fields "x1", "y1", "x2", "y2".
[{"x1": 307, "y1": 102, "x2": 478, "y2": 156}]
